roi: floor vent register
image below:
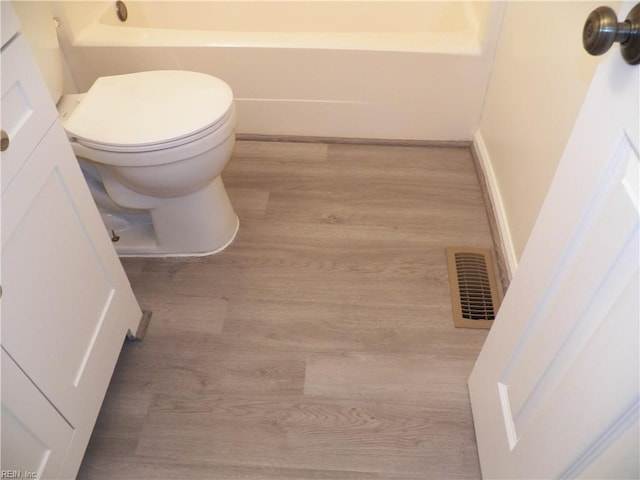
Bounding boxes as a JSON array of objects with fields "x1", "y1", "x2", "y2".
[{"x1": 445, "y1": 247, "x2": 501, "y2": 329}]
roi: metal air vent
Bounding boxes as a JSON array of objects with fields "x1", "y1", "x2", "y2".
[{"x1": 445, "y1": 247, "x2": 501, "y2": 329}]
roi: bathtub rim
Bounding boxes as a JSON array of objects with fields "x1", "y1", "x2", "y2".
[{"x1": 67, "y1": 1, "x2": 484, "y2": 55}]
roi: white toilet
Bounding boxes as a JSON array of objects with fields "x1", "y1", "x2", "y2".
[
  {"x1": 14, "y1": 2, "x2": 239, "y2": 256},
  {"x1": 60, "y1": 70, "x2": 239, "y2": 256}
]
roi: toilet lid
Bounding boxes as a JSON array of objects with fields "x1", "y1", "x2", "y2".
[{"x1": 64, "y1": 71, "x2": 233, "y2": 149}]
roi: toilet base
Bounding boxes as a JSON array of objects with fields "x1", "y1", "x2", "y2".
[
  {"x1": 111, "y1": 217, "x2": 239, "y2": 257},
  {"x1": 99, "y1": 176, "x2": 239, "y2": 257}
]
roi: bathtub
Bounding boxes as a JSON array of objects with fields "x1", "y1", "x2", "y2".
[{"x1": 55, "y1": 1, "x2": 504, "y2": 141}]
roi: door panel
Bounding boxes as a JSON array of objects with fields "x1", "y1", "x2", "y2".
[
  {"x1": 0, "y1": 349, "x2": 73, "y2": 479},
  {"x1": 502, "y1": 137, "x2": 639, "y2": 448},
  {"x1": 1, "y1": 35, "x2": 57, "y2": 191},
  {"x1": 1, "y1": 123, "x2": 142, "y2": 477},
  {"x1": 468, "y1": 2, "x2": 639, "y2": 478},
  {"x1": 2, "y1": 125, "x2": 121, "y2": 418}
]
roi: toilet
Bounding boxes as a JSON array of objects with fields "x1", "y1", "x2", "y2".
[
  {"x1": 14, "y1": 2, "x2": 239, "y2": 256},
  {"x1": 60, "y1": 70, "x2": 239, "y2": 256}
]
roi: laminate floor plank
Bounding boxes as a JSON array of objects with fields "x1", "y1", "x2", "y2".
[
  {"x1": 79, "y1": 457, "x2": 405, "y2": 480},
  {"x1": 221, "y1": 298, "x2": 486, "y2": 355},
  {"x1": 78, "y1": 141, "x2": 492, "y2": 479},
  {"x1": 303, "y1": 353, "x2": 472, "y2": 403},
  {"x1": 131, "y1": 394, "x2": 477, "y2": 478}
]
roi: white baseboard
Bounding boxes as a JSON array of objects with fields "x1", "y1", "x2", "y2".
[{"x1": 472, "y1": 130, "x2": 518, "y2": 278}]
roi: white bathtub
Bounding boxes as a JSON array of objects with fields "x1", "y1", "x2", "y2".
[{"x1": 56, "y1": 1, "x2": 504, "y2": 140}]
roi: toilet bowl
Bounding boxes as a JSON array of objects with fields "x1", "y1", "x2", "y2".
[
  {"x1": 10, "y1": 4, "x2": 237, "y2": 255},
  {"x1": 61, "y1": 70, "x2": 239, "y2": 256}
]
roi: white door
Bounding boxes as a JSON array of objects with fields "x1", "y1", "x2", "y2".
[{"x1": 468, "y1": 3, "x2": 639, "y2": 478}]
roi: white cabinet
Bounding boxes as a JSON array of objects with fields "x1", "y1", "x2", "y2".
[
  {"x1": 1, "y1": 350, "x2": 73, "y2": 479},
  {"x1": 1, "y1": 5, "x2": 143, "y2": 478}
]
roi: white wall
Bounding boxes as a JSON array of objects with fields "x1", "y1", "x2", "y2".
[{"x1": 476, "y1": 1, "x2": 619, "y2": 270}]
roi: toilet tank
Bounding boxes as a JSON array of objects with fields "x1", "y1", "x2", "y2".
[{"x1": 11, "y1": 1, "x2": 65, "y2": 104}]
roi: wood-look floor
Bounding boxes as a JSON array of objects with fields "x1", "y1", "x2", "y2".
[{"x1": 78, "y1": 141, "x2": 493, "y2": 480}]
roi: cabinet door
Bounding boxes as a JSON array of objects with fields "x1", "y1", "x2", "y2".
[
  {"x1": 1, "y1": 349, "x2": 73, "y2": 479},
  {"x1": 1, "y1": 122, "x2": 142, "y2": 477},
  {"x1": 1, "y1": 35, "x2": 58, "y2": 190}
]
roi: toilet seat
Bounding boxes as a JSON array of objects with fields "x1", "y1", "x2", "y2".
[
  {"x1": 70, "y1": 105, "x2": 236, "y2": 168},
  {"x1": 73, "y1": 106, "x2": 234, "y2": 154},
  {"x1": 64, "y1": 70, "x2": 234, "y2": 153}
]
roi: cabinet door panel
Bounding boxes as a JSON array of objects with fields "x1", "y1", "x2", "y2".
[
  {"x1": 1, "y1": 123, "x2": 142, "y2": 477},
  {"x1": 2, "y1": 123, "x2": 140, "y2": 415},
  {"x1": 1, "y1": 35, "x2": 57, "y2": 191},
  {"x1": 1, "y1": 349, "x2": 73, "y2": 479},
  {"x1": 2, "y1": 138, "x2": 115, "y2": 391}
]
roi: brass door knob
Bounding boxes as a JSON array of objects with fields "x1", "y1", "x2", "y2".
[
  {"x1": 0, "y1": 130, "x2": 9, "y2": 152},
  {"x1": 583, "y1": 4, "x2": 640, "y2": 65}
]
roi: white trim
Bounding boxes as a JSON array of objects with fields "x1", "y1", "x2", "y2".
[{"x1": 472, "y1": 129, "x2": 518, "y2": 277}]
